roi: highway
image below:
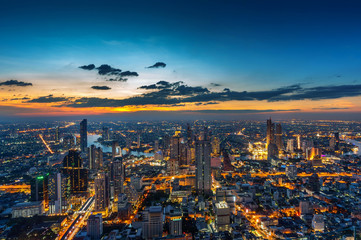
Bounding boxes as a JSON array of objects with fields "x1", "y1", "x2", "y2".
[{"x1": 59, "y1": 196, "x2": 94, "y2": 240}]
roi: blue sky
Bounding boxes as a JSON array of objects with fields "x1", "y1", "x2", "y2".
[{"x1": 1, "y1": 0, "x2": 361, "y2": 119}]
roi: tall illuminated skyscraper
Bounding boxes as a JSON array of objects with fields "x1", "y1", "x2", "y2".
[
  {"x1": 195, "y1": 128, "x2": 211, "y2": 195},
  {"x1": 80, "y1": 119, "x2": 87, "y2": 153},
  {"x1": 266, "y1": 118, "x2": 275, "y2": 146},
  {"x1": 275, "y1": 123, "x2": 283, "y2": 150},
  {"x1": 61, "y1": 150, "x2": 88, "y2": 193},
  {"x1": 94, "y1": 172, "x2": 110, "y2": 211}
]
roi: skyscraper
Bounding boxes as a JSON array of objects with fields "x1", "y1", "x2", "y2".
[
  {"x1": 80, "y1": 119, "x2": 87, "y2": 153},
  {"x1": 266, "y1": 118, "x2": 275, "y2": 146},
  {"x1": 30, "y1": 174, "x2": 49, "y2": 206},
  {"x1": 94, "y1": 172, "x2": 110, "y2": 211},
  {"x1": 55, "y1": 126, "x2": 59, "y2": 143},
  {"x1": 61, "y1": 150, "x2": 88, "y2": 193},
  {"x1": 195, "y1": 129, "x2": 211, "y2": 195},
  {"x1": 275, "y1": 123, "x2": 283, "y2": 150},
  {"x1": 87, "y1": 214, "x2": 103, "y2": 240},
  {"x1": 111, "y1": 158, "x2": 125, "y2": 196},
  {"x1": 48, "y1": 172, "x2": 69, "y2": 214}
]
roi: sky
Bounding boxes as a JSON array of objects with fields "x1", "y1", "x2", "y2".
[{"x1": 1, "y1": 0, "x2": 361, "y2": 121}]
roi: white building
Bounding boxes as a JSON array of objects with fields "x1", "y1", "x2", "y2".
[
  {"x1": 12, "y1": 201, "x2": 44, "y2": 218},
  {"x1": 312, "y1": 214, "x2": 325, "y2": 232}
]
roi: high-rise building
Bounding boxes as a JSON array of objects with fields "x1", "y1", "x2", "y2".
[
  {"x1": 94, "y1": 172, "x2": 110, "y2": 211},
  {"x1": 195, "y1": 131, "x2": 211, "y2": 195},
  {"x1": 169, "y1": 208, "x2": 182, "y2": 236},
  {"x1": 89, "y1": 144, "x2": 96, "y2": 170},
  {"x1": 87, "y1": 213, "x2": 103, "y2": 240},
  {"x1": 142, "y1": 206, "x2": 163, "y2": 239},
  {"x1": 267, "y1": 143, "x2": 278, "y2": 161},
  {"x1": 170, "y1": 133, "x2": 182, "y2": 165},
  {"x1": 266, "y1": 118, "x2": 275, "y2": 146},
  {"x1": 211, "y1": 136, "x2": 221, "y2": 156},
  {"x1": 215, "y1": 201, "x2": 230, "y2": 231},
  {"x1": 186, "y1": 123, "x2": 193, "y2": 145},
  {"x1": 112, "y1": 141, "x2": 122, "y2": 160},
  {"x1": 80, "y1": 119, "x2": 87, "y2": 153},
  {"x1": 102, "y1": 127, "x2": 110, "y2": 141},
  {"x1": 111, "y1": 158, "x2": 125, "y2": 196},
  {"x1": 55, "y1": 126, "x2": 59, "y2": 143},
  {"x1": 275, "y1": 123, "x2": 283, "y2": 150},
  {"x1": 312, "y1": 214, "x2": 325, "y2": 232},
  {"x1": 287, "y1": 139, "x2": 294, "y2": 153},
  {"x1": 297, "y1": 135, "x2": 301, "y2": 150},
  {"x1": 30, "y1": 174, "x2": 49, "y2": 207},
  {"x1": 61, "y1": 150, "x2": 88, "y2": 193},
  {"x1": 137, "y1": 133, "x2": 141, "y2": 148},
  {"x1": 48, "y1": 172, "x2": 69, "y2": 214}
]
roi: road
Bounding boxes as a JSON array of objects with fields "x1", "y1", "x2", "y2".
[{"x1": 58, "y1": 196, "x2": 94, "y2": 240}]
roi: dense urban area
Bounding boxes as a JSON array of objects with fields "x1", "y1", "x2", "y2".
[{"x1": 0, "y1": 119, "x2": 361, "y2": 240}]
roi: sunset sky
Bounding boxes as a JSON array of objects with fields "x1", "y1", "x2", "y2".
[{"x1": 1, "y1": 0, "x2": 361, "y2": 120}]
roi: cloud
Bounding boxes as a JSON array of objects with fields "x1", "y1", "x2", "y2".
[
  {"x1": 0, "y1": 80, "x2": 32, "y2": 87},
  {"x1": 312, "y1": 107, "x2": 349, "y2": 110},
  {"x1": 91, "y1": 86, "x2": 111, "y2": 90},
  {"x1": 96, "y1": 64, "x2": 122, "y2": 75},
  {"x1": 269, "y1": 84, "x2": 361, "y2": 101},
  {"x1": 78, "y1": 64, "x2": 138, "y2": 81},
  {"x1": 120, "y1": 71, "x2": 138, "y2": 77},
  {"x1": 79, "y1": 64, "x2": 95, "y2": 70},
  {"x1": 28, "y1": 95, "x2": 69, "y2": 103},
  {"x1": 147, "y1": 62, "x2": 166, "y2": 68},
  {"x1": 210, "y1": 83, "x2": 222, "y2": 87}
]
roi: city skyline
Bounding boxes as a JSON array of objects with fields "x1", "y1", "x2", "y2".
[{"x1": 1, "y1": 0, "x2": 361, "y2": 120}]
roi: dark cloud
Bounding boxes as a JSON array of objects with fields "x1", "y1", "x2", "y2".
[
  {"x1": 78, "y1": 64, "x2": 138, "y2": 82},
  {"x1": 91, "y1": 86, "x2": 111, "y2": 90},
  {"x1": 312, "y1": 107, "x2": 349, "y2": 110},
  {"x1": 0, "y1": 80, "x2": 32, "y2": 87},
  {"x1": 79, "y1": 64, "x2": 95, "y2": 70},
  {"x1": 147, "y1": 62, "x2": 166, "y2": 68},
  {"x1": 210, "y1": 83, "x2": 222, "y2": 87},
  {"x1": 120, "y1": 71, "x2": 138, "y2": 77},
  {"x1": 96, "y1": 64, "x2": 121, "y2": 75},
  {"x1": 28, "y1": 95, "x2": 69, "y2": 103},
  {"x1": 11, "y1": 97, "x2": 30, "y2": 100},
  {"x1": 269, "y1": 84, "x2": 361, "y2": 101}
]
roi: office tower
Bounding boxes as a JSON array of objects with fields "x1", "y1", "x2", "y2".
[
  {"x1": 312, "y1": 214, "x2": 325, "y2": 232},
  {"x1": 55, "y1": 126, "x2": 59, "y2": 143},
  {"x1": 287, "y1": 139, "x2": 294, "y2": 153},
  {"x1": 142, "y1": 206, "x2": 163, "y2": 239},
  {"x1": 211, "y1": 136, "x2": 221, "y2": 156},
  {"x1": 297, "y1": 135, "x2": 301, "y2": 150},
  {"x1": 195, "y1": 131, "x2": 212, "y2": 195},
  {"x1": 275, "y1": 123, "x2": 283, "y2": 150},
  {"x1": 137, "y1": 133, "x2": 141, "y2": 148},
  {"x1": 61, "y1": 150, "x2": 88, "y2": 193},
  {"x1": 117, "y1": 193, "x2": 131, "y2": 220},
  {"x1": 94, "y1": 172, "x2": 110, "y2": 211},
  {"x1": 167, "y1": 158, "x2": 179, "y2": 176},
  {"x1": 102, "y1": 127, "x2": 110, "y2": 141},
  {"x1": 48, "y1": 172, "x2": 69, "y2": 214},
  {"x1": 186, "y1": 123, "x2": 193, "y2": 145},
  {"x1": 80, "y1": 119, "x2": 87, "y2": 152},
  {"x1": 30, "y1": 174, "x2": 49, "y2": 207},
  {"x1": 170, "y1": 133, "x2": 182, "y2": 164},
  {"x1": 334, "y1": 132, "x2": 340, "y2": 150},
  {"x1": 169, "y1": 208, "x2": 182, "y2": 236},
  {"x1": 112, "y1": 158, "x2": 125, "y2": 196},
  {"x1": 87, "y1": 213, "x2": 103, "y2": 240},
  {"x1": 215, "y1": 201, "x2": 230, "y2": 232},
  {"x1": 112, "y1": 141, "x2": 122, "y2": 160},
  {"x1": 266, "y1": 118, "x2": 275, "y2": 146},
  {"x1": 267, "y1": 143, "x2": 278, "y2": 161},
  {"x1": 96, "y1": 147, "x2": 103, "y2": 169},
  {"x1": 162, "y1": 134, "x2": 171, "y2": 150},
  {"x1": 89, "y1": 145, "x2": 96, "y2": 170}
]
